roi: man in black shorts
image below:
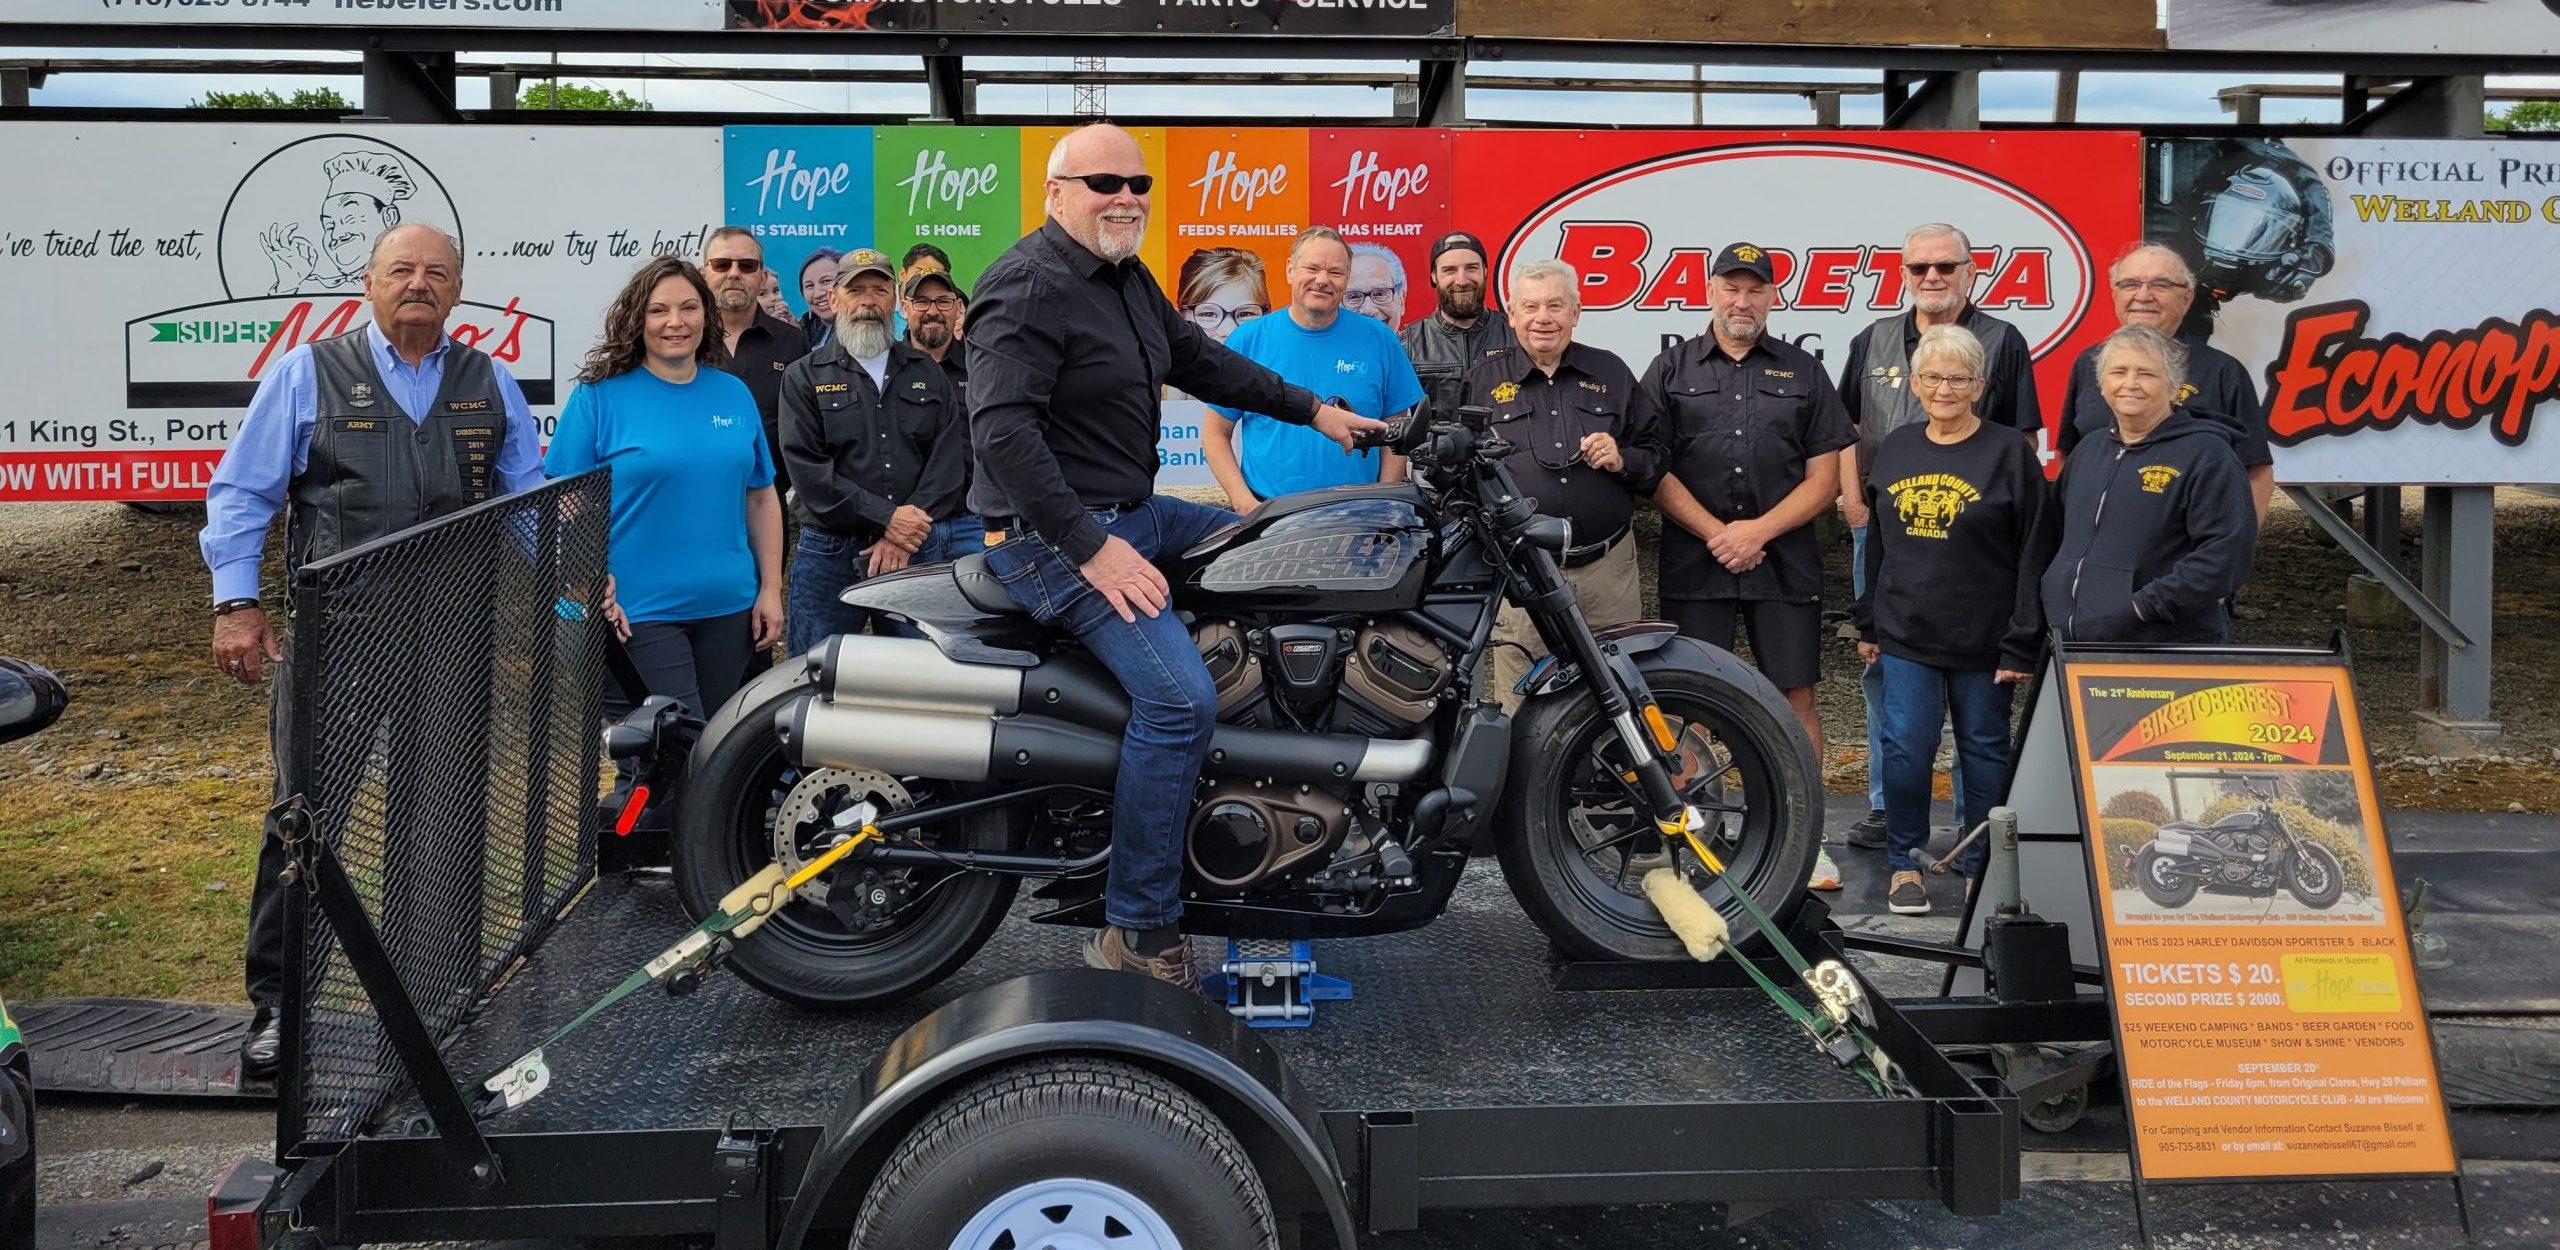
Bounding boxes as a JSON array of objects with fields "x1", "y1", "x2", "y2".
[{"x1": 1640, "y1": 241, "x2": 1855, "y2": 767}]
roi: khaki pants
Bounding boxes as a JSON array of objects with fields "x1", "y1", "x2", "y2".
[{"x1": 1489, "y1": 535, "x2": 1643, "y2": 711}]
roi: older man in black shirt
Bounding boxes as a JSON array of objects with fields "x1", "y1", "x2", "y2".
[
  {"x1": 1463, "y1": 257, "x2": 1655, "y2": 709},
  {"x1": 706, "y1": 226, "x2": 811, "y2": 500},
  {"x1": 970, "y1": 123, "x2": 1380, "y2": 987},
  {"x1": 1641, "y1": 242, "x2": 1857, "y2": 887}
]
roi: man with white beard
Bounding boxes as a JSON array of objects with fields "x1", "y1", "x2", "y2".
[
  {"x1": 1830, "y1": 222, "x2": 2039, "y2": 854},
  {"x1": 776, "y1": 248, "x2": 967, "y2": 654}
]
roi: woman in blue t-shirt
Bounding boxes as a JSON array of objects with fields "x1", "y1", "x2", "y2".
[{"x1": 548, "y1": 256, "x2": 783, "y2": 719}]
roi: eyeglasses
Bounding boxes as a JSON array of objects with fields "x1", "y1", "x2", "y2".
[
  {"x1": 1053, "y1": 172, "x2": 1155, "y2": 196},
  {"x1": 1904, "y1": 261, "x2": 1967, "y2": 277},
  {"x1": 2113, "y1": 277, "x2": 2192, "y2": 293},
  {"x1": 907, "y1": 295, "x2": 963, "y2": 312},
  {"x1": 705, "y1": 257, "x2": 764, "y2": 274},
  {"x1": 1344, "y1": 285, "x2": 1405, "y2": 310},
  {"x1": 1915, "y1": 372, "x2": 1980, "y2": 392},
  {"x1": 1183, "y1": 302, "x2": 1265, "y2": 330}
]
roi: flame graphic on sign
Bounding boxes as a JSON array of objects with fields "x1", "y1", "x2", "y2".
[{"x1": 741, "y1": 0, "x2": 885, "y2": 30}]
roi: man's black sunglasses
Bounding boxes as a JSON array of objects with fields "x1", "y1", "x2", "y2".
[{"x1": 1054, "y1": 172, "x2": 1155, "y2": 195}]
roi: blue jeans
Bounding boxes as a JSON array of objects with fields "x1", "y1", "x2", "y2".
[
  {"x1": 1876, "y1": 654, "x2": 2013, "y2": 875},
  {"x1": 785, "y1": 525, "x2": 923, "y2": 657},
  {"x1": 983, "y1": 496, "x2": 1237, "y2": 931},
  {"x1": 926, "y1": 513, "x2": 986, "y2": 562}
]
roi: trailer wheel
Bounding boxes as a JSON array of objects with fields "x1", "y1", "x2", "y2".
[{"x1": 850, "y1": 1058, "x2": 1278, "y2": 1250}]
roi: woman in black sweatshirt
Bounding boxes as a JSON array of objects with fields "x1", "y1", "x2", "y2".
[
  {"x1": 1853, "y1": 324, "x2": 2050, "y2": 916},
  {"x1": 2041, "y1": 324, "x2": 2257, "y2": 646}
]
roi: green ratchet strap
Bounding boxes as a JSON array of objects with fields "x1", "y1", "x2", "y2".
[
  {"x1": 466, "y1": 824, "x2": 878, "y2": 1118},
  {"x1": 1672, "y1": 813, "x2": 1918, "y2": 1099}
]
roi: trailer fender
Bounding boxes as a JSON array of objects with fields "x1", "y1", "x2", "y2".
[{"x1": 773, "y1": 967, "x2": 1356, "y2": 1250}]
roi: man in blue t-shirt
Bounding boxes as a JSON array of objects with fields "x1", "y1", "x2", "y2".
[{"x1": 1204, "y1": 228, "x2": 1426, "y2": 510}]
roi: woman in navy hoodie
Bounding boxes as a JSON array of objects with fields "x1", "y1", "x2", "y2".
[{"x1": 2042, "y1": 325, "x2": 2258, "y2": 645}]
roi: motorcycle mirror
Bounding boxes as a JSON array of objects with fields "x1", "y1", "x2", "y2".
[{"x1": 0, "y1": 658, "x2": 68, "y2": 746}]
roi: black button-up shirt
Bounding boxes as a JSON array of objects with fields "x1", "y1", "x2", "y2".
[
  {"x1": 1462, "y1": 341, "x2": 1656, "y2": 544},
  {"x1": 912, "y1": 336, "x2": 978, "y2": 520},
  {"x1": 2057, "y1": 331, "x2": 2273, "y2": 469},
  {"x1": 969, "y1": 219, "x2": 1319, "y2": 565},
  {"x1": 778, "y1": 339, "x2": 966, "y2": 540},
  {"x1": 719, "y1": 311, "x2": 811, "y2": 496},
  {"x1": 1637, "y1": 333, "x2": 1856, "y2": 602}
]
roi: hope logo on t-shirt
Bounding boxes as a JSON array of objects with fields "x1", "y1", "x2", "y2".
[
  {"x1": 712, "y1": 414, "x2": 737, "y2": 428},
  {"x1": 1886, "y1": 471, "x2": 1983, "y2": 540},
  {"x1": 1334, "y1": 358, "x2": 1370, "y2": 376}
]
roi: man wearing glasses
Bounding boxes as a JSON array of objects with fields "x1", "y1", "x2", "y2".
[
  {"x1": 2057, "y1": 241, "x2": 2274, "y2": 522},
  {"x1": 706, "y1": 226, "x2": 812, "y2": 502},
  {"x1": 1346, "y1": 243, "x2": 1410, "y2": 328},
  {"x1": 901, "y1": 265, "x2": 986, "y2": 560},
  {"x1": 1202, "y1": 227, "x2": 1425, "y2": 512},
  {"x1": 968, "y1": 124, "x2": 1380, "y2": 987},
  {"x1": 1830, "y1": 222, "x2": 2039, "y2": 855}
]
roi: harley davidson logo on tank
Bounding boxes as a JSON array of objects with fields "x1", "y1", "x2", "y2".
[{"x1": 1460, "y1": 133, "x2": 2142, "y2": 456}]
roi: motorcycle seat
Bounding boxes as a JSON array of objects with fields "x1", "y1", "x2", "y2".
[{"x1": 952, "y1": 552, "x2": 1024, "y2": 616}]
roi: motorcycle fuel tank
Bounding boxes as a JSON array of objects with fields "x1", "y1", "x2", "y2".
[{"x1": 1176, "y1": 487, "x2": 1434, "y2": 615}]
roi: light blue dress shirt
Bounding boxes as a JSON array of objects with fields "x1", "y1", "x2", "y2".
[{"x1": 197, "y1": 321, "x2": 545, "y2": 604}]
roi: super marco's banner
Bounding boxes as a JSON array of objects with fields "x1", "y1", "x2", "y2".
[
  {"x1": 1, "y1": 124, "x2": 2139, "y2": 500},
  {"x1": 0, "y1": 124, "x2": 723, "y2": 501},
  {"x1": 2148, "y1": 136, "x2": 2560, "y2": 485}
]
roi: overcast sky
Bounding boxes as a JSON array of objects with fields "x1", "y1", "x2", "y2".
[{"x1": 12, "y1": 46, "x2": 2477, "y2": 128}]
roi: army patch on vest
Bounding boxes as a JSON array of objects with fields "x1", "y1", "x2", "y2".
[
  {"x1": 348, "y1": 382, "x2": 376, "y2": 409},
  {"x1": 814, "y1": 382, "x2": 851, "y2": 394},
  {"x1": 2139, "y1": 464, "x2": 2181, "y2": 494},
  {"x1": 448, "y1": 399, "x2": 492, "y2": 413},
  {"x1": 335, "y1": 419, "x2": 380, "y2": 432}
]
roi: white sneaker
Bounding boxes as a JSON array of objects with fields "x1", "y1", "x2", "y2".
[{"x1": 1809, "y1": 848, "x2": 1843, "y2": 891}]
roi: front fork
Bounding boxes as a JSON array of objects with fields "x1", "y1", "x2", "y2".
[{"x1": 1509, "y1": 537, "x2": 1690, "y2": 828}]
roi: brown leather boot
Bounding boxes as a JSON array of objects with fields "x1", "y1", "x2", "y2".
[{"x1": 1083, "y1": 925, "x2": 1202, "y2": 993}]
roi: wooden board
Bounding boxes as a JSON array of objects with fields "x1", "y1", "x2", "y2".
[{"x1": 1458, "y1": 0, "x2": 2161, "y2": 50}]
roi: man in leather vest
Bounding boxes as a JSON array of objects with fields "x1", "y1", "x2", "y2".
[
  {"x1": 1831, "y1": 222, "x2": 2040, "y2": 852},
  {"x1": 1400, "y1": 231, "x2": 1518, "y2": 418},
  {"x1": 199, "y1": 223, "x2": 546, "y2": 1079}
]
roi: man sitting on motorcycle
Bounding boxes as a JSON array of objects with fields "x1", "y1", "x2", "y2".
[{"x1": 966, "y1": 123, "x2": 1383, "y2": 987}]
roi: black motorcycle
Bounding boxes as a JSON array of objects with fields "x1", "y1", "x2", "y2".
[
  {"x1": 670, "y1": 404, "x2": 1819, "y2": 1008},
  {"x1": 2126, "y1": 778, "x2": 2346, "y2": 911}
]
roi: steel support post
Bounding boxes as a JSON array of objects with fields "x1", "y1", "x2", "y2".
[
  {"x1": 361, "y1": 49, "x2": 462, "y2": 123},
  {"x1": 924, "y1": 54, "x2": 970, "y2": 122},
  {"x1": 2416, "y1": 487, "x2": 2501, "y2": 752},
  {"x1": 1883, "y1": 70, "x2": 1978, "y2": 130},
  {"x1": 1, "y1": 68, "x2": 29, "y2": 109}
]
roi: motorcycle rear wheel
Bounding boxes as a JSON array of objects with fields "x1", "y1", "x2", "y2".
[
  {"x1": 1497, "y1": 658, "x2": 1819, "y2": 961},
  {"x1": 2133, "y1": 848, "x2": 2201, "y2": 909},
  {"x1": 673, "y1": 668, "x2": 1017, "y2": 1009}
]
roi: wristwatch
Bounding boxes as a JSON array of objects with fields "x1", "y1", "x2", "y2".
[{"x1": 214, "y1": 598, "x2": 262, "y2": 617}]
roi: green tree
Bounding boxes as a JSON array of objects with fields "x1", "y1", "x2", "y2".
[
  {"x1": 189, "y1": 87, "x2": 354, "y2": 111},
  {"x1": 2487, "y1": 100, "x2": 2560, "y2": 132},
  {"x1": 518, "y1": 82, "x2": 654, "y2": 111}
]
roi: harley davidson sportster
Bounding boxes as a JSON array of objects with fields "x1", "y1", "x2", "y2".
[
  {"x1": 670, "y1": 404, "x2": 1820, "y2": 1008},
  {"x1": 2125, "y1": 777, "x2": 2347, "y2": 911}
]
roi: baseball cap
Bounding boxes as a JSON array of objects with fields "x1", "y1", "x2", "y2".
[
  {"x1": 1710, "y1": 242, "x2": 1774, "y2": 283},
  {"x1": 834, "y1": 247, "x2": 896, "y2": 285},
  {"x1": 1428, "y1": 230, "x2": 1491, "y2": 269},
  {"x1": 902, "y1": 269, "x2": 966, "y2": 303}
]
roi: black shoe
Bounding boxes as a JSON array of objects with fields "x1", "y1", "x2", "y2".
[
  {"x1": 1843, "y1": 808, "x2": 1888, "y2": 849},
  {"x1": 241, "y1": 1010, "x2": 281, "y2": 1080},
  {"x1": 1888, "y1": 871, "x2": 1932, "y2": 917}
]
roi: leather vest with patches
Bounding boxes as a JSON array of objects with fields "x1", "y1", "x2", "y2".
[{"x1": 287, "y1": 329, "x2": 506, "y2": 570}]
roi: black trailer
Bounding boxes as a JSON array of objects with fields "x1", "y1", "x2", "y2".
[{"x1": 218, "y1": 473, "x2": 2023, "y2": 1250}]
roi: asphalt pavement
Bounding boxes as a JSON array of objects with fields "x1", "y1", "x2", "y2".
[{"x1": 32, "y1": 797, "x2": 2560, "y2": 1250}]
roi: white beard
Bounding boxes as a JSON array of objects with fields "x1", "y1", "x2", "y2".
[{"x1": 839, "y1": 316, "x2": 891, "y2": 359}]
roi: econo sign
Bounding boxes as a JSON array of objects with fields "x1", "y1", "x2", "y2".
[{"x1": 1500, "y1": 143, "x2": 2097, "y2": 375}]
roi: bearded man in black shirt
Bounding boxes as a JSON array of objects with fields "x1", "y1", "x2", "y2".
[{"x1": 968, "y1": 123, "x2": 1381, "y2": 987}]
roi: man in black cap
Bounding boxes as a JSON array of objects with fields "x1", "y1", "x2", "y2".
[
  {"x1": 1637, "y1": 242, "x2": 1857, "y2": 891},
  {"x1": 1400, "y1": 230, "x2": 1519, "y2": 417},
  {"x1": 901, "y1": 265, "x2": 985, "y2": 560}
]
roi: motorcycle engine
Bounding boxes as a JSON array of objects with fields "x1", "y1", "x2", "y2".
[{"x1": 2208, "y1": 829, "x2": 2278, "y2": 884}]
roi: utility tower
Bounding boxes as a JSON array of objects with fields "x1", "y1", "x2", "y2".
[{"x1": 1073, "y1": 56, "x2": 1107, "y2": 116}]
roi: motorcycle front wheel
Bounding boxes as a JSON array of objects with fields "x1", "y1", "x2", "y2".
[
  {"x1": 2284, "y1": 841, "x2": 2346, "y2": 910},
  {"x1": 1497, "y1": 657, "x2": 1819, "y2": 961},
  {"x1": 673, "y1": 666, "x2": 1017, "y2": 1010}
]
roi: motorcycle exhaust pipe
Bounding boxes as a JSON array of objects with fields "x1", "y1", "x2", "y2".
[
  {"x1": 816, "y1": 635, "x2": 1133, "y2": 733},
  {"x1": 2151, "y1": 830, "x2": 2205, "y2": 858},
  {"x1": 782, "y1": 700, "x2": 1433, "y2": 787}
]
